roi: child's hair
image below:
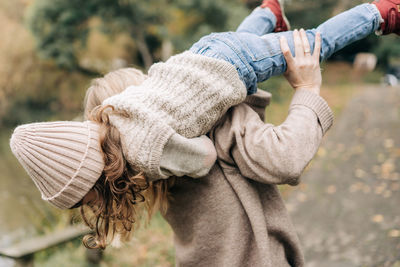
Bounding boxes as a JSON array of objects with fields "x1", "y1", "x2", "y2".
[
  {"x1": 80, "y1": 68, "x2": 174, "y2": 249},
  {"x1": 83, "y1": 68, "x2": 147, "y2": 119}
]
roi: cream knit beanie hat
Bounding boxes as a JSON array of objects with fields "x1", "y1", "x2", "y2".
[{"x1": 9, "y1": 121, "x2": 105, "y2": 209}]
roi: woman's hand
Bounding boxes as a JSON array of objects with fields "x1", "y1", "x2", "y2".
[{"x1": 279, "y1": 29, "x2": 322, "y2": 95}]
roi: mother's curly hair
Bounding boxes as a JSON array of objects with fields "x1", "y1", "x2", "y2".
[{"x1": 80, "y1": 105, "x2": 174, "y2": 249}]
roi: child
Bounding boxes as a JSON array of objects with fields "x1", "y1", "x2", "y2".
[
  {"x1": 84, "y1": 68, "x2": 218, "y2": 179},
  {"x1": 10, "y1": 0, "x2": 400, "y2": 250}
]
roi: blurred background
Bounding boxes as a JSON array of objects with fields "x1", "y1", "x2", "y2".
[{"x1": 0, "y1": 0, "x2": 399, "y2": 266}]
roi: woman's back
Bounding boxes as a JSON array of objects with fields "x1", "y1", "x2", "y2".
[{"x1": 164, "y1": 89, "x2": 333, "y2": 267}]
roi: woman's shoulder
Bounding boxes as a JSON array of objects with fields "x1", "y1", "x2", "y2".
[{"x1": 243, "y1": 89, "x2": 271, "y2": 121}]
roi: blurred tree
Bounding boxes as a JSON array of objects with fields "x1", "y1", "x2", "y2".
[
  {"x1": 373, "y1": 35, "x2": 400, "y2": 67},
  {"x1": 170, "y1": 0, "x2": 229, "y2": 49},
  {"x1": 0, "y1": 4, "x2": 91, "y2": 128},
  {"x1": 26, "y1": 0, "x2": 247, "y2": 72},
  {"x1": 26, "y1": 0, "x2": 95, "y2": 73},
  {"x1": 26, "y1": 0, "x2": 171, "y2": 71},
  {"x1": 25, "y1": 0, "x2": 399, "y2": 72}
]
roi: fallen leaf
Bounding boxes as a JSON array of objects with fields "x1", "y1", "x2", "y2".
[
  {"x1": 326, "y1": 185, "x2": 337, "y2": 194},
  {"x1": 390, "y1": 172, "x2": 400, "y2": 181},
  {"x1": 381, "y1": 162, "x2": 395, "y2": 179},
  {"x1": 349, "y1": 182, "x2": 363, "y2": 193},
  {"x1": 362, "y1": 185, "x2": 371, "y2": 194},
  {"x1": 374, "y1": 183, "x2": 387, "y2": 195},
  {"x1": 355, "y1": 128, "x2": 364, "y2": 137},
  {"x1": 299, "y1": 183, "x2": 308, "y2": 191},
  {"x1": 377, "y1": 153, "x2": 385, "y2": 163},
  {"x1": 317, "y1": 147, "x2": 326, "y2": 157},
  {"x1": 371, "y1": 214, "x2": 384, "y2": 223},
  {"x1": 351, "y1": 145, "x2": 364, "y2": 155},
  {"x1": 383, "y1": 190, "x2": 392, "y2": 198},
  {"x1": 384, "y1": 138, "x2": 394, "y2": 149},
  {"x1": 337, "y1": 143, "x2": 345, "y2": 152},
  {"x1": 391, "y1": 183, "x2": 400, "y2": 191},
  {"x1": 296, "y1": 193, "x2": 307, "y2": 202},
  {"x1": 372, "y1": 165, "x2": 381, "y2": 174},
  {"x1": 286, "y1": 203, "x2": 294, "y2": 212},
  {"x1": 388, "y1": 229, "x2": 400, "y2": 238},
  {"x1": 355, "y1": 169, "x2": 365, "y2": 178}
]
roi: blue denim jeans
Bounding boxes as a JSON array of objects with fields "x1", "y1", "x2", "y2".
[{"x1": 190, "y1": 4, "x2": 382, "y2": 95}]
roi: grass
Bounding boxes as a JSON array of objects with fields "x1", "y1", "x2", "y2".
[
  {"x1": 101, "y1": 213, "x2": 174, "y2": 267},
  {"x1": 33, "y1": 213, "x2": 174, "y2": 267}
]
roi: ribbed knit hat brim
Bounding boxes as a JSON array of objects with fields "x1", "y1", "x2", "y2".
[{"x1": 10, "y1": 121, "x2": 105, "y2": 209}]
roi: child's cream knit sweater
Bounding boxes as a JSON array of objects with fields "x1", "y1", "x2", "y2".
[{"x1": 103, "y1": 51, "x2": 247, "y2": 180}]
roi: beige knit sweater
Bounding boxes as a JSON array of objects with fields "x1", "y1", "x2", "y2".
[
  {"x1": 164, "y1": 89, "x2": 333, "y2": 267},
  {"x1": 103, "y1": 52, "x2": 247, "y2": 180}
]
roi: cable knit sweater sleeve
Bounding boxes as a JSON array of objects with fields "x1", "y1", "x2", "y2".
[
  {"x1": 214, "y1": 89, "x2": 334, "y2": 185},
  {"x1": 103, "y1": 52, "x2": 247, "y2": 181},
  {"x1": 160, "y1": 134, "x2": 217, "y2": 178}
]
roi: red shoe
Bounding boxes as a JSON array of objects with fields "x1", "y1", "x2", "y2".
[
  {"x1": 372, "y1": 0, "x2": 400, "y2": 35},
  {"x1": 261, "y1": 0, "x2": 291, "y2": 32}
]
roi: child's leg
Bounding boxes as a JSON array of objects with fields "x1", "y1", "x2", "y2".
[
  {"x1": 236, "y1": 7, "x2": 277, "y2": 36},
  {"x1": 237, "y1": 0, "x2": 290, "y2": 36},
  {"x1": 190, "y1": 4, "x2": 381, "y2": 94}
]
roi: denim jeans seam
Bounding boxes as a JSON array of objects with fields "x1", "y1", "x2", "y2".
[
  {"x1": 213, "y1": 34, "x2": 254, "y2": 81},
  {"x1": 197, "y1": 46, "x2": 210, "y2": 55},
  {"x1": 336, "y1": 20, "x2": 373, "y2": 48},
  {"x1": 259, "y1": 35, "x2": 282, "y2": 59},
  {"x1": 365, "y1": 3, "x2": 381, "y2": 28}
]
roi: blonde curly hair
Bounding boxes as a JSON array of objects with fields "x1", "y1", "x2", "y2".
[
  {"x1": 83, "y1": 68, "x2": 147, "y2": 119},
  {"x1": 80, "y1": 68, "x2": 174, "y2": 249}
]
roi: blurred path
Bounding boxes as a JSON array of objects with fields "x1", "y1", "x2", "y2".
[{"x1": 286, "y1": 85, "x2": 400, "y2": 267}]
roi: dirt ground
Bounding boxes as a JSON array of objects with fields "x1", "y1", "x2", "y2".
[{"x1": 286, "y1": 85, "x2": 400, "y2": 267}]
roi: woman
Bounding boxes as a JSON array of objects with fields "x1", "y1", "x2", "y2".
[
  {"x1": 162, "y1": 28, "x2": 331, "y2": 267},
  {"x1": 10, "y1": 0, "x2": 399, "y2": 264}
]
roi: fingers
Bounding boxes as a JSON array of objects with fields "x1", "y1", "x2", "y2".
[
  {"x1": 293, "y1": 29, "x2": 303, "y2": 58},
  {"x1": 279, "y1": 36, "x2": 295, "y2": 67},
  {"x1": 300, "y1": 29, "x2": 311, "y2": 55},
  {"x1": 313, "y1": 32, "x2": 321, "y2": 61}
]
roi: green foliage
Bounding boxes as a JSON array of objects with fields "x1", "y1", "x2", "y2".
[
  {"x1": 175, "y1": 0, "x2": 229, "y2": 31},
  {"x1": 26, "y1": 0, "x2": 93, "y2": 70},
  {"x1": 0, "y1": 60, "x2": 91, "y2": 127},
  {"x1": 32, "y1": 213, "x2": 175, "y2": 267},
  {"x1": 26, "y1": 0, "x2": 142, "y2": 70},
  {"x1": 26, "y1": 0, "x2": 171, "y2": 71},
  {"x1": 373, "y1": 35, "x2": 400, "y2": 67},
  {"x1": 26, "y1": 0, "x2": 399, "y2": 73},
  {"x1": 26, "y1": 0, "x2": 248, "y2": 71},
  {"x1": 172, "y1": 0, "x2": 247, "y2": 50},
  {"x1": 0, "y1": 7, "x2": 92, "y2": 128},
  {"x1": 285, "y1": 0, "x2": 339, "y2": 29},
  {"x1": 34, "y1": 239, "x2": 87, "y2": 267}
]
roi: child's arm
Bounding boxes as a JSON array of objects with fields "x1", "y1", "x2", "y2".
[{"x1": 159, "y1": 135, "x2": 217, "y2": 178}]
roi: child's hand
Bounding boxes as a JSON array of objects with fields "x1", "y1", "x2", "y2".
[{"x1": 279, "y1": 29, "x2": 322, "y2": 95}]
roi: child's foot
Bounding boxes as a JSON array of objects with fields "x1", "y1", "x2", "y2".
[
  {"x1": 372, "y1": 0, "x2": 400, "y2": 35},
  {"x1": 261, "y1": 0, "x2": 291, "y2": 32}
]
